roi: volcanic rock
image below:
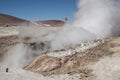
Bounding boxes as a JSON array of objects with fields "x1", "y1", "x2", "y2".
[{"x1": 24, "y1": 55, "x2": 61, "y2": 73}]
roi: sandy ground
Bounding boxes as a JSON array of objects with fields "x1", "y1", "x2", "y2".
[{"x1": 0, "y1": 68, "x2": 81, "y2": 80}]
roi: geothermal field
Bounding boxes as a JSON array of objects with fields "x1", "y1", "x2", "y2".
[{"x1": 0, "y1": 0, "x2": 120, "y2": 80}]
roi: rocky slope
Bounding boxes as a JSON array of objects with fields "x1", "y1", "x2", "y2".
[
  {"x1": 0, "y1": 26, "x2": 120, "y2": 80},
  {"x1": 24, "y1": 37, "x2": 120, "y2": 80}
]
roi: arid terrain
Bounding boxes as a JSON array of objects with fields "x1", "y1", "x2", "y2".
[
  {"x1": 24, "y1": 37, "x2": 120, "y2": 80},
  {"x1": 1, "y1": 0, "x2": 120, "y2": 79},
  {"x1": 0, "y1": 11, "x2": 120, "y2": 80},
  {"x1": 0, "y1": 26, "x2": 120, "y2": 80}
]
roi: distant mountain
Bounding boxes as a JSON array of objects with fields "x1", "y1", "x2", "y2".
[
  {"x1": 0, "y1": 13, "x2": 30, "y2": 26},
  {"x1": 0, "y1": 14, "x2": 65, "y2": 27},
  {"x1": 36, "y1": 20, "x2": 65, "y2": 27}
]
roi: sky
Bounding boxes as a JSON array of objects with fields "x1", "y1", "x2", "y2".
[{"x1": 0, "y1": 0, "x2": 77, "y2": 23}]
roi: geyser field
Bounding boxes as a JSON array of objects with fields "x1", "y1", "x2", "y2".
[{"x1": 0, "y1": 0, "x2": 120, "y2": 80}]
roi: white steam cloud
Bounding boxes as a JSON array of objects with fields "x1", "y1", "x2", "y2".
[
  {"x1": 0, "y1": 25, "x2": 60, "y2": 69},
  {"x1": 51, "y1": 25, "x2": 96, "y2": 50},
  {"x1": 51, "y1": 0, "x2": 120, "y2": 50},
  {"x1": 0, "y1": 1, "x2": 120, "y2": 79},
  {"x1": 18, "y1": 26, "x2": 58, "y2": 42},
  {"x1": 0, "y1": 0, "x2": 120, "y2": 68},
  {"x1": 1, "y1": 43, "x2": 32, "y2": 68},
  {"x1": 73, "y1": 0, "x2": 120, "y2": 37}
]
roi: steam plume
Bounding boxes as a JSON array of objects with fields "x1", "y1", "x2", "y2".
[
  {"x1": 51, "y1": 0, "x2": 120, "y2": 50},
  {"x1": 73, "y1": 0, "x2": 120, "y2": 37},
  {"x1": 51, "y1": 25, "x2": 96, "y2": 50},
  {"x1": 1, "y1": 0, "x2": 120, "y2": 69}
]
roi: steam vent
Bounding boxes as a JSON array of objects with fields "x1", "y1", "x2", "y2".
[{"x1": 0, "y1": 0, "x2": 120, "y2": 80}]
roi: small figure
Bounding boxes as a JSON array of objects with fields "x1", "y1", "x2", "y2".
[{"x1": 6, "y1": 68, "x2": 9, "y2": 72}]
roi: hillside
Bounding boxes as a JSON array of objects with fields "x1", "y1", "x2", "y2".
[
  {"x1": 0, "y1": 14, "x2": 65, "y2": 27},
  {"x1": 24, "y1": 37, "x2": 120, "y2": 80},
  {"x1": 36, "y1": 20, "x2": 65, "y2": 27},
  {"x1": 0, "y1": 14, "x2": 30, "y2": 26}
]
